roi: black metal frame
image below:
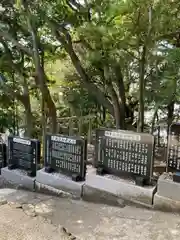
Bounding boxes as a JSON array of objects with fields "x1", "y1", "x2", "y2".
[{"x1": 44, "y1": 133, "x2": 87, "y2": 182}]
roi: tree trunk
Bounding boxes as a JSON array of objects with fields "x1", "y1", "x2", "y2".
[
  {"x1": 0, "y1": 22, "x2": 57, "y2": 133},
  {"x1": 111, "y1": 93, "x2": 121, "y2": 129},
  {"x1": 27, "y1": 15, "x2": 57, "y2": 133},
  {"x1": 51, "y1": 26, "x2": 114, "y2": 116},
  {"x1": 138, "y1": 46, "x2": 146, "y2": 133},
  {"x1": 102, "y1": 64, "x2": 125, "y2": 129},
  {"x1": 107, "y1": 83, "x2": 125, "y2": 129},
  {"x1": 151, "y1": 108, "x2": 158, "y2": 134},
  {"x1": 2, "y1": 83, "x2": 34, "y2": 137},
  {"x1": 167, "y1": 100, "x2": 175, "y2": 132},
  {"x1": 114, "y1": 64, "x2": 126, "y2": 128},
  {"x1": 14, "y1": 93, "x2": 33, "y2": 138},
  {"x1": 11, "y1": 93, "x2": 34, "y2": 138},
  {"x1": 23, "y1": 97, "x2": 34, "y2": 137},
  {"x1": 34, "y1": 71, "x2": 57, "y2": 133},
  {"x1": 102, "y1": 106, "x2": 106, "y2": 123},
  {"x1": 67, "y1": 46, "x2": 114, "y2": 116},
  {"x1": 20, "y1": 76, "x2": 33, "y2": 138}
]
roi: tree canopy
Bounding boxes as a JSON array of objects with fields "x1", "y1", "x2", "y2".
[{"x1": 0, "y1": 0, "x2": 180, "y2": 138}]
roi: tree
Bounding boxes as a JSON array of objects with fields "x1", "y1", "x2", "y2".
[
  {"x1": 0, "y1": 1, "x2": 57, "y2": 133},
  {"x1": 1, "y1": 0, "x2": 180, "y2": 136}
]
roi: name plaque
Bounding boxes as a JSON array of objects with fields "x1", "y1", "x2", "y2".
[
  {"x1": 45, "y1": 133, "x2": 87, "y2": 181},
  {"x1": 95, "y1": 128, "x2": 154, "y2": 183},
  {"x1": 167, "y1": 123, "x2": 180, "y2": 170},
  {"x1": 8, "y1": 136, "x2": 41, "y2": 177}
]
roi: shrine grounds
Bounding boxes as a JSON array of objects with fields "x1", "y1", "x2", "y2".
[{"x1": 2, "y1": 127, "x2": 180, "y2": 239}]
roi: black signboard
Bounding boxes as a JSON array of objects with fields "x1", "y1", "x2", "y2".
[
  {"x1": 45, "y1": 134, "x2": 87, "y2": 181},
  {"x1": 8, "y1": 136, "x2": 41, "y2": 177},
  {"x1": 167, "y1": 123, "x2": 180, "y2": 170},
  {"x1": 95, "y1": 128, "x2": 155, "y2": 185},
  {"x1": 0, "y1": 142, "x2": 6, "y2": 170}
]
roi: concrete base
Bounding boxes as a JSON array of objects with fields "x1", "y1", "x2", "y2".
[
  {"x1": 156, "y1": 172, "x2": 180, "y2": 201},
  {"x1": 83, "y1": 169, "x2": 156, "y2": 207},
  {"x1": 154, "y1": 193, "x2": 180, "y2": 212},
  {"x1": 153, "y1": 172, "x2": 180, "y2": 212},
  {"x1": 35, "y1": 182, "x2": 73, "y2": 199},
  {"x1": 36, "y1": 168, "x2": 85, "y2": 198},
  {"x1": 1, "y1": 167, "x2": 35, "y2": 191}
]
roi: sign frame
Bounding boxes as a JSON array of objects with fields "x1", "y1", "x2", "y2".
[
  {"x1": 166, "y1": 122, "x2": 180, "y2": 171},
  {"x1": 0, "y1": 142, "x2": 7, "y2": 170},
  {"x1": 7, "y1": 136, "x2": 41, "y2": 177},
  {"x1": 95, "y1": 128, "x2": 155, "y2": 185},
  {"x1": 44, "y1": 133, "x2": 87, "y2": 181}
]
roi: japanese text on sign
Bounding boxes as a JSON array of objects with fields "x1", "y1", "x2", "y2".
[
  {"x1": 105, "y1": 131, "x2": 141, "y2": 141},
  {"x1": 45, "y1": 134, "x2": 86, "y2": 179},
  {"x1": 8, "y1": 136, "x2": 40, "y2": 175},
  {"x1": 167, "y1": 123, "x2": 180, "y2": 170},
  {"x1": 95, "y1": 129, "x2": 154, "y2": 180}
]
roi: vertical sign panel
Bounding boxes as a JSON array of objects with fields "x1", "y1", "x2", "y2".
[
  {"x1": 95, "y1": 128, "x2": 154, "y2": 183},
  {"x1": 45, "y1": 134, "x2": 87, "y2": 181},
  {"x1": 0, "y1": 143, "x2": 6, "y2": 169},
  {"x1": 8, "y1": 136, "x2": 41, "y2": 177},
  {"x1": 167, "y1": 123, "x2": 180, "y2": 170}
]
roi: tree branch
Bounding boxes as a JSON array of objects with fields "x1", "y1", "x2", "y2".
[
  {"x1": 50, "y1": 21, "x2": 114, "y2": 115},
  {"x1": 73, "y1": 38, "x2": 94, "y2": 51},
  {"x1": 0, "y1": 31, "x2": 32, "y2": 56}
]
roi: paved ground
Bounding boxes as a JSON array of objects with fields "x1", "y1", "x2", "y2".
[
  {"x1": 0, "y1": 188, "x2": 180, "y2": 240},
  {"x1": 0, "y1": 204, "x2": 71, "y2": 240}
]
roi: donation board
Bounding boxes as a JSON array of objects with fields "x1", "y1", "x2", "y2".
[
  {"x1": 167, "y1": 123, "x2": 180, "y2": 170},
  {"x1": 95, "y1": 128, "x2": 155, "y2": 182},
  {"x1": 8, "y1": 136, "x2": 40, "y2": 176},
  {"x1": 45, "y1": 134, "x2": 87, "y2": 180}
]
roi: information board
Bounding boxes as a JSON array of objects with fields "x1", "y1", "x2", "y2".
[
  {"x1": 167, "y1": 123, "x2": 180, "y2": 170},
  {"x1": 0, "y1": 143, "x2": 6, "y2": 169},
  {"x1": 8, "y1": 136, "x2": 41, "y2": 176},
  {"x1": 95, "y1": 128, "x2": 155, "y2": 182},
  {"x1": 45, "y1": 134, "x2": 87, "y2": 181}
]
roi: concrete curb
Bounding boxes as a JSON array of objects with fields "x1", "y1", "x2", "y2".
[
  {"x1": 82, "y1": 184, "x2": 126, "y2": 208},
  {"x1": 1, "y1": 167, "x2": 35, "y2": 191},
  {"x1": 5, "y1": 166, "x2": 180, "y2": 213},
  {"x1": 1, "y1": 166, "x2": 157, "y2": 208},
  {"x1": 35, "y1": 181, "x2": 73, "y2": 199},
  {"x1": 83, "y1": 170, "x2": 156, "y2": 207},
  {"x1": 153, "y1": 172, "x2": 180, "y2": 212},
  {"x1": 36, "y1": 168, "x2": 85, "y2": 199},
  {"x1": 156, "y1": 172, "x2": 180, "y2": 201},
  {"x1": 154, "y1": 193, "x2": 180, "y2": 213}
]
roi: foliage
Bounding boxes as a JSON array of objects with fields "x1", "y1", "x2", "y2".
[{"x1": 0, "y1": 0, "x2": 180, "y2": 136}]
